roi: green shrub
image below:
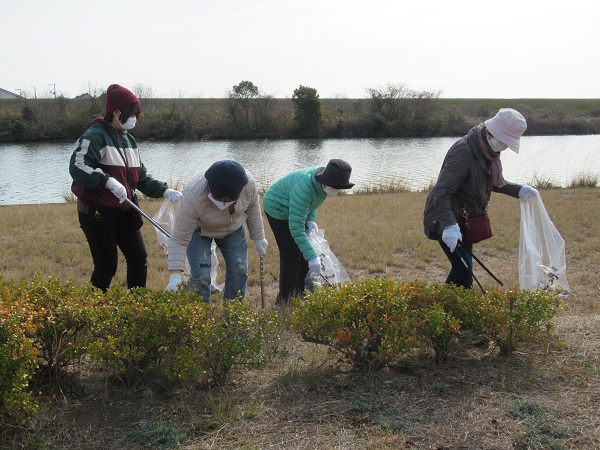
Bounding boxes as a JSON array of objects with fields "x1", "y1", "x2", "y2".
[
  {"x1": 476, "y1": 289, "x2": 563, "y2": 355},
  {"x1": 88, "y1": 287, "x2": 209, "y2": 385},
  {"x1": 403, "y1": 282, "x2": 465, "y2": 362},
  {"x1": 292, "y1": 85, "x2": 323, "y2": 137},
  {"x1": 0, "y1": 287, "x2": 40, "y2": 429},
  {"x1": 291, "y1": 279, "x2": 563, "y2": 368},
  {"x1": 13, "y1": 276, "x2": 100, "y2": 384},
  {"x1": 88, "y1": 288, "x2": 280, "y2": 386},
  {"x1": 290, "y1": 278, "x2": 417, "y2": 370},
  {"x1": 193, "y1": 298, "x2": 281, "y2": 385}
]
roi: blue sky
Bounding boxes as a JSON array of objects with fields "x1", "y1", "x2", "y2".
[{"x1": 3, "y1": 0, "x2": 599, "y2": 99}]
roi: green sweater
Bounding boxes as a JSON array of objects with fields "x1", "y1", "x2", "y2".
[{"x1": 262, "y1": 166, "x2": 327, "y2": 261}]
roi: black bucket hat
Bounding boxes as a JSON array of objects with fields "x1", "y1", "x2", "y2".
[
  {"x1": 205, "y1": 160, "x2": 248, "y2": 198},
  {"x1": 314, "y1": 159, "x2": 354, "y2": 189}
]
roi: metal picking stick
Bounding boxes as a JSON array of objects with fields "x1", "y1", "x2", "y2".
[
  {"x1": 260, "y1": 253, "x2": 265, "y2": 309},
  {"x1": 458, "y1": 242, "x2": 503, "y2": 287},
  {"x1": 125, "y1": 198, "x2": 171, "y2": 238}
]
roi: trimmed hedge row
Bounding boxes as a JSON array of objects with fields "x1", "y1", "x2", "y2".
[
  {"x1": 0, "y1": 276, "x2": 563, "y2": 432},
  {"x1": 290, "y1": 278, "x2": 563, "y2": 368},
  {"x1": 0, "y1": 276, "x2": 280, "y2": 431}
]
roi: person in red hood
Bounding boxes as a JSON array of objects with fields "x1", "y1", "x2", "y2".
[{"x1": 69, "y1": 83, "x2": 182, "y2": 291}]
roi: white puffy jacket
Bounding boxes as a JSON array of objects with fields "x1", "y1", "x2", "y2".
[{"x1": 167, "y1": 170, "x2": 265, "y2": 272}]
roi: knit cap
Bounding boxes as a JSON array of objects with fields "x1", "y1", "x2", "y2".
[
  {"x1": 105, "y1": 84, "x2": 139, "y2": 115},
  {"x1": 205, "y1": 160, "x2": 249, "y2": 198}
]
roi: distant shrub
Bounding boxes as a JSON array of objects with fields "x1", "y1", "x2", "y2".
[
  {"x1": 568, "y1": 173, "x2": 598, "y2": 188},
  {"x1": 292, "y1": 85, "x2": 323, "y2": 138},
  {"x1": 352, "y1": 179, "x2": 410, "y2": 195},
  {"x1": 532, "y1": 176, "x2": 560, "y2": 189}
]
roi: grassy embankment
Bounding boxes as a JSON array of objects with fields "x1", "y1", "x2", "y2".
[
  {"x1": 1, "y1": 185, "x2": 599, "y2": 449},
  {"x1": 1, "y1": 97, "x2": 600, "y2": 141}
]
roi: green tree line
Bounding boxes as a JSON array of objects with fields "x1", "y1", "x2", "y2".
[{"x1": 1, "y1": 81, "x2": 599, "y2": 142}]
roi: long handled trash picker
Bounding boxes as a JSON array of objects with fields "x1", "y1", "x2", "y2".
[
  {"x1": 259, "y1": 253, "x2": 265, "y2": 309},
  {"x1": 455, "y1": 242, "x2": 503, "y2": 294},
  {"x1": 125, "y1": 198, "x2": 171, "y2": 238},
  {"x1": 457, "y1": 242, "x2": 504, "y2": 287},
  {"x1": 458, "y1": 253, "x2": 486, "y2": 293}
]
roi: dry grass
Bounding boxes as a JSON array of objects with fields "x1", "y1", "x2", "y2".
[{"x1": 2, "y1": 189, "x2": 599, "y2": 449}]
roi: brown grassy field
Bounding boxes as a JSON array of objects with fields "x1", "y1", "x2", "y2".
[{"x1": 1, "y1": 188, "x2": 599, "y2": 449}]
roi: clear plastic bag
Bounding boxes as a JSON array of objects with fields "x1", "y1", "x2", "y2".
[
  {"x1": 304, "y1": 228, "x2": 351, "y2": 291},
  {"x1": 152, "y1": 199, "x2": 223, "y2": 291},
  {"x1": 519, "y1": 195, "x2": 569, "y2": 299}
]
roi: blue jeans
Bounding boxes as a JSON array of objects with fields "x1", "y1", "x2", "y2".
[{"x1": 186, "y1": 225, "x2": 248, "y2": 301}]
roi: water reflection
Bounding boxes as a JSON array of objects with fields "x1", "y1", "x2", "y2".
[{"x1": 0, "y1": 135, "x2": 599, "y2": 205}]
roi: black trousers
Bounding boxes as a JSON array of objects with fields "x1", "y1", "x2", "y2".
[
  {"x1": 266, "y1": 213, "x2": 310, "y2": 305},
  {"x1": 438, "y1": 239, "x2": 473, "y2": 289},
  {"x1": 78, "y1": 208, "x2": 147, "y2": 291}
]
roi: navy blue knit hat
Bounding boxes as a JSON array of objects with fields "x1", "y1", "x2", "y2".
[{"x1": 205, "y1": 160, "x2": 248, "y2": 198}]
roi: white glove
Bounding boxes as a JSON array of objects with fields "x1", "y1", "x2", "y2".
[
  {"x1": 518, "y1": 185, "x2": 539, "y2": 202},
  {"x1": 105, "y1": 177, "x2": 127, "y2": 203},
  {"x1": 442, "y1": 223, "x2": 462, "y2": 253},
  {"x1": 254, "y1": 238, "x2": 268, "y2": 255},
  {"x1": 308, "y1": 256, "x2": 321, "y2": 273},
  {"x1": 166, "y1": 273, "x2": 182, "y2": 291},
  {"x1": 305, "y1": 221, "x2": 318, "y2": 234},
  {"x1": 164, "y1": 188, "x2": 183, "y2": 204}
]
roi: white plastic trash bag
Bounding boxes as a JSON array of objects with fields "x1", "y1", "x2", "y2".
[
  {"x1": 152, "y1": 199, "x2": 223, "y2": 291},
  {"x1": 519, "y1": 194, "x2": 569, "y2": 299},
  {"x1": 304, "y1": 228, "x2": 351, "y2": 290}
]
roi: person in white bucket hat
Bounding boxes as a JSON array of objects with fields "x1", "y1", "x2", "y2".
[
  {"x1": 423, "y1": 108, "x2": 538, "y2": 289},
  {"x1": 484, "y1": 108, "x2": 527, "y2": 153}
]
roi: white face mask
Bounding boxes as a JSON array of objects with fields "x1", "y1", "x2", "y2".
[
  {"x1": 119, "y1": 116, "x2": 137, "y2": 130},
  {"x1": 323, "y1": 186, "x2": 340, "y2": 197},
  {"x1": 487, "y1": 136, "x2": 508, "y2": 153},
  {"x1": 208, "y1": 192, "x2": 236, "y2": 210}
]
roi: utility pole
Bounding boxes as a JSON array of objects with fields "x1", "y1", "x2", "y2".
[
  {"x1": 15, "y1": 88, "x2": 23, "y2": 97},
  {"x1": 49, "y1": 83, "x2": 56, "y2": 98},
  {"x1": 30, "y1": 86, "x2": 37, "y2": 99}
]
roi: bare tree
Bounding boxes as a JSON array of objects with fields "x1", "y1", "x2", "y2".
[
  {"x1": 366, "y1": 83, "x2": 409, "y2": 121},
  {"x1": 131, "y1": 83, "x2": 155, "y2": 99}
]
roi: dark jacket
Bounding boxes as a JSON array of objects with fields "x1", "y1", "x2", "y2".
[
  {"x1": 69, "y1": 119, "x2": 167, "y2": 211},
  {"x1": 423, "y1": 126, "x2": 522, "y2": 236}
]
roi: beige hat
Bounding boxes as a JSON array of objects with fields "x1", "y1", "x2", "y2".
[{"x1": 484, "y1": 108, "x2": 527, "y2": 153}]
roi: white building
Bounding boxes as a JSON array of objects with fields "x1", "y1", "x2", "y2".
[{"x1": 0, "y1": 88, "x2": 21, "y2": 99}]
